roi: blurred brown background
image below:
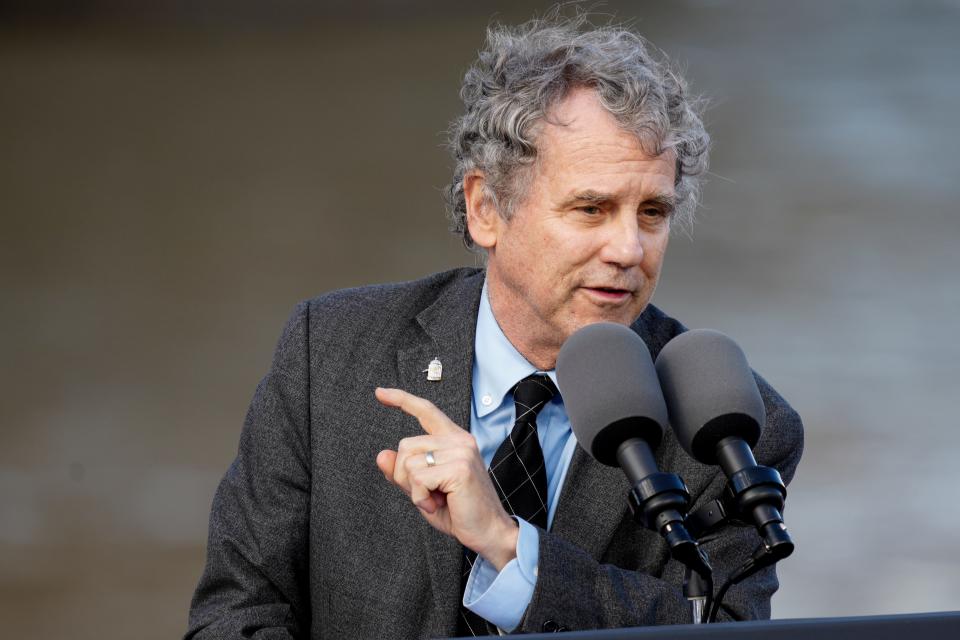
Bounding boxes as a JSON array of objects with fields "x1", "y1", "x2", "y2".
[{"x1": 2, "y1": 1, "x2": 959, "y2": 637}]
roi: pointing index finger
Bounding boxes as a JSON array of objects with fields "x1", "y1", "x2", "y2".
[{"x1": 375, "y1": 387, "x2": 464, "y2": 436}]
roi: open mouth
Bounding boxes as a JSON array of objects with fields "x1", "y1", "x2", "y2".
[
  {"x1": 592, "y1": 287, "x2": 629, "y2": 294},
  {"x1": 584, "y1": 286, "x2": 632, "y2": 301}
]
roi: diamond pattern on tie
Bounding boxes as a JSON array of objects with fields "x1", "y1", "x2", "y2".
[
  {"x1": 488, "y1": 374, "x2": 557, "y2": 530},
  {"x1": 457, "y1": 373, "x2": 558, "y2": 636}
]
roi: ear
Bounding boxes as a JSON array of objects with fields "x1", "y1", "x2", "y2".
[{"x1": 463, "y1": 170, "x2": 501, "y2": 250}]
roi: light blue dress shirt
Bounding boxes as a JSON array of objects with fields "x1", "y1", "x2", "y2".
[{"x1": 462, "y1": 282, "x2": 580, "y2": 632}]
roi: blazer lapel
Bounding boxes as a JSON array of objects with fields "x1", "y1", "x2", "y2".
[
  {"x1": 396, "y1": 270, "x2": 484, "y2": 632},
  {"x1": 550, "y1": 444, "x2": 631, "y2": 560}
]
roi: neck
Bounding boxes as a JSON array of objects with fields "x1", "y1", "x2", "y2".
[{"x1": 486, "y1": 278, "x2": 561, "y2": 371}]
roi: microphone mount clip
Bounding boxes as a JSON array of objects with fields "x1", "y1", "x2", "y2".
[{"x1": 626, "y1": 470, "x2": 712, "y2": 583}]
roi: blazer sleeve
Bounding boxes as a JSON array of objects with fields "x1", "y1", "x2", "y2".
[
  {"x1": 186, "y1": 302, "x2": 313, "y2": 639},
  {"x1": 516, "y1": 373, "x2": 804, "y2": 633}
]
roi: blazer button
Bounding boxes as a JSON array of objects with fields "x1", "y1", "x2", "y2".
[{"x1": 542, "y1": 620, "x2": 560, "y2": 632}]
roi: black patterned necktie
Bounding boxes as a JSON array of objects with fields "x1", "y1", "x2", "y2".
[
  {"x1": 487, "y1": 374, "x2": 557, "y2": 528},
  {"x1": 457, "y1": 374, "x2": 558, "y2": 636}
]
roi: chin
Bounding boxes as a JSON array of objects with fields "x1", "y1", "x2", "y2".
[
  {"x1": 562, "y1": 312, "x2": 631, "y2": 341},
  {"x1": 595, "y1": 305, "x2": 643, "y2": 326}
]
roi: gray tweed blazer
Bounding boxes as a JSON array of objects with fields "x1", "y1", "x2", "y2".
[{"x1": 186, "y1": 267, "x2": 803, "y2": 639}]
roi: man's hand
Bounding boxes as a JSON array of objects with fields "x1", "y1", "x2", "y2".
[{"x1": 375, "y1": 387, "x2": 519, "y2": 571}]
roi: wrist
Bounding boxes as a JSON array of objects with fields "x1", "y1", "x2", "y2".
[{"x1": 480, "y1": 515, "x2": 520, "y2": 572}]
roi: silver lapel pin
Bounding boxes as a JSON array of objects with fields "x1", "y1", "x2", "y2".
[{"x1": 424, "y1": 357, "x2": 442, "y2": 381}]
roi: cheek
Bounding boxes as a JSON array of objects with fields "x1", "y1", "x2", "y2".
[
  {"x1": 644, "y1": 237, "x2": 669, "y2": 273},
  {"x1": 546, "y1": 227, "x2": 598, "y2": 266}
]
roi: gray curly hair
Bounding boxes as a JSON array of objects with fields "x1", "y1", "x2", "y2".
[{"x1": 444, "y1": 13, "x2": 710, "y2": 250}]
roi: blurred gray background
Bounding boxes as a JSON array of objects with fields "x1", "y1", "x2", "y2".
[{"x1": 2, "y1": 1, "x2": 958, "y2": 637}]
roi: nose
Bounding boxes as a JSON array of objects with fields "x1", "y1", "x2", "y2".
[{"x1": 598, "y1": 214, "x2": 645, "y2": 269}]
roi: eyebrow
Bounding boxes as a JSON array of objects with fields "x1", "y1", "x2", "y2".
[
  {"x1": 560, "y1": 190, "x2": 613, "y2": 207},
  {"x1": 560, "y1": 190, "x2": 677, "y2": 212},
  {"x1": 647, "y1": 193, "x2": 677, "y2": 213}
]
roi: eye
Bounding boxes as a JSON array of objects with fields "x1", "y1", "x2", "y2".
[
  {"x1": 578, "y1": 205, "x2": 602, "y2": 216},
  {"x1": 642, "y1": 207, "x2": 665, "y2": 218}
]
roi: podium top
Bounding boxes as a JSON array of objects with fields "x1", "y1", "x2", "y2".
[{"x1": 512, "y1": 610, "x2": 960, "y2": 640}]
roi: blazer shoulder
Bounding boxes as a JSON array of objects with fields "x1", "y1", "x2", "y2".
[
  {"x1": 633, "y1": 304, "x2": 803, "y2": 481},
  {"x1": 753, "y1": 370, "x2": 804, "y2": 484},
  {"x1": 285, "y1": 267, "x2": 483, "y2": 352},
  {"x1": 297, "y1": 268, "x2": 482, "y2": 324}
]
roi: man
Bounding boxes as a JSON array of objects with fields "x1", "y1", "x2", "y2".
[{"x1": 187, "y1": 14, "x2": 803, "y2": 639}]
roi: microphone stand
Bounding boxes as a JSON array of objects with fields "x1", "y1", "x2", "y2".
[
  {"x1": 684, "y1": 562, "x2": 711, "y2": 624},
  {"x1": 684, "y1": 457, "x2": 796, "y2": 623},
  {"x1": 619, "y1": 439, "x2": 713, "y2": 624}
]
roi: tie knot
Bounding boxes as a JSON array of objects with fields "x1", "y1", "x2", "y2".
[{"x1": 512, "y1": 374, "x2": 558, "y2": 422}]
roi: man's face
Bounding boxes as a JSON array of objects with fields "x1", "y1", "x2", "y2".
[{"x1": 475, "y1": 87, "x2": 676, "y2": 364}]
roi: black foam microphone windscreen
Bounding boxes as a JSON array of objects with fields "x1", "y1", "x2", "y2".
[
  {"x1": 654, "y1": 329, "x2": 765, "y2": 465},
  {"x1": 556, "y1": 322, "x2": 668, "y2": 466}
]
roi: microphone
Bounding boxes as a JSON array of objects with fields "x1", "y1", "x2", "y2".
[
  {"x1": 557, "y1": 322, "x2": 709, "y2": 577},
  {"x1": 655, "y1": 329, "x2": 793, "y2": 556}
]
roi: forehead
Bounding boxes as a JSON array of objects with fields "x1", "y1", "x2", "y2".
[{"x1": 534, "y1": 88, "x2": 676, "y2": 190}]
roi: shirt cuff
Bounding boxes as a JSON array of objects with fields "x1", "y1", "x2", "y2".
[{"x1": 463, "y1": 518, "x2": 540, "y2": 632}]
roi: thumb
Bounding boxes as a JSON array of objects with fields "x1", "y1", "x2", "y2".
[{"x1": 376, "y1": 449, "x2": 398, "y2": 480}]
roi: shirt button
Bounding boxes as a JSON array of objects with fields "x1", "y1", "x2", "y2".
[{"x1": 481, "y1": 395, "x2": 493, "y2": 406}]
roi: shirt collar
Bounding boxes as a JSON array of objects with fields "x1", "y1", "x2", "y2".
[{"x1": 473, "y1": 279, "x2": 558, "y2": 418}]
